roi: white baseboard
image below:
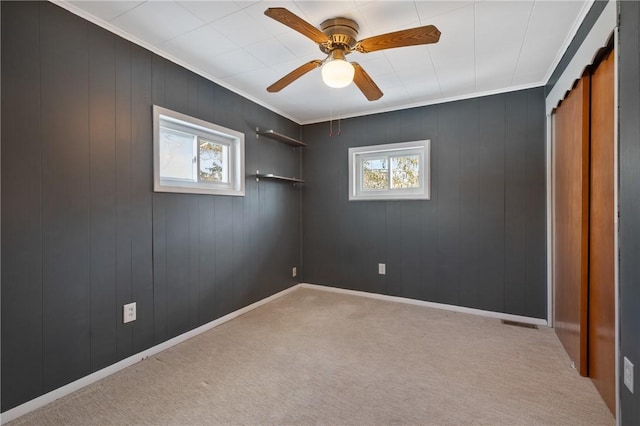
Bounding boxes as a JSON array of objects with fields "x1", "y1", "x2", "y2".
[
  {"x1": 300, "y1": 283, "x2": 549, "y2": 327},
  {"x1": 0, "y1": 284, "x2": 299, "y2": 425}
]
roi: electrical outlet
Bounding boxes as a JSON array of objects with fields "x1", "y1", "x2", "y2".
[
  {"x1": 123, "y1": 302, "x2": 136, "y2": 324},
  {"x1": 624, "y1": 356, "x2": 634, "y2": 393},
  {"x1": 292, "y1": 267, "x2": 297, "y2": 278},
  {"x1": 378, "y1": 263, "x2": 386, "y2": 275}
]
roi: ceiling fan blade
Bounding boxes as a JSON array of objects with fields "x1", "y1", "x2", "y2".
[
  {"x1": 352, "y1": 63, "x2": 383, "y2": 101},
  {"x1": 267, "y1": 60, "x2": 323, "y2": 93},
  {"x1": 265, "y1": 8, "x2": 329, "y2": 44},
  {"x1": 355, "y1": 25, "x2": 441, "y2": 53}
]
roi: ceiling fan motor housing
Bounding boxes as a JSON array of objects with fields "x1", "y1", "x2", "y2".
[{"x1": 319, "y1": 17, "x2": 359, "y2": 54}]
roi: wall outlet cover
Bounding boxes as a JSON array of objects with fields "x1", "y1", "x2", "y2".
[
  {"x1": 292, "y1": 267, "x2": 297, "y2": 278},
  {"x1": 624, "y1": 356, "x2": 634, "y2": 393},
  {"x1": 378, "y1": 263, "x2": 386, "y2": 275},
  {"x1": 123, "y1": 302, "x2": 137, "y2": 324}
]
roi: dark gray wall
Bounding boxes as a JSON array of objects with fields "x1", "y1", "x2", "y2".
[
  {"x1": 1, "y1": 1, "x2": 301, "y2": 412},
  {"x1": 301, "y1": 88, "x2": 547, "y2": 319},
  {"x1": 618, "y1": 1, "x2": 640, "y2": 424}
]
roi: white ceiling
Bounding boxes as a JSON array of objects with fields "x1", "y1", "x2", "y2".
[{"x1": 60, "y1": 0, "x2": 591, "y2": 124}]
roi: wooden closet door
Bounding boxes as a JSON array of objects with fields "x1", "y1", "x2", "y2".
[
  {"x1": 552, "y1": 75, "x2": 590, "y2": 376},
  {"x1": 589, "y1": 48, "x2": 616, "y2": 414}
]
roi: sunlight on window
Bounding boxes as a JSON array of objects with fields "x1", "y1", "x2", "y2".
[
  {"x1": 363, "y1": 158, "x2": 388, "y2": 190},
  {"x1": 391, "y1": 155, "x2": 420, "y2": 189},
  {"x1": 199, "y1": 140, "x2": 228, "y2": 183},
  {"x1": 159, "y1": 127, "x2": 196, "y2": 181}
]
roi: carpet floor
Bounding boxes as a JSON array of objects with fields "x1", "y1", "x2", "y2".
[{"x1": 8, "y1": 287, "x2": 615, "y2": 425}]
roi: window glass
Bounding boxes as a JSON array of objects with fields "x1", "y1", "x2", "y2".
[
  {"x1": 390, "y1": 154, "x2": 420, "y2": 189},
  {"x1": 199, "y1": 140, "x2": 228, "y2": 183},
  {"x1": 159, "y1": 127, "x2": 196, "y2": 182},
  {"x1": 362, "y1": 158, "x2": 388, "y2": 190}
]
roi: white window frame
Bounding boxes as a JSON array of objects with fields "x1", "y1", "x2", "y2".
[
  {"x1": 348, "y1": 140, "x2": 430, "y2": 201},
  {"x1": 153, "y1": 105, "x2": 245, "y2": 196}
]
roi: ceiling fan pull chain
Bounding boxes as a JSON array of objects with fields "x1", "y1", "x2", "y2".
[{"x1": 329, "y1": 113, "x2": 333, "y2": 138}]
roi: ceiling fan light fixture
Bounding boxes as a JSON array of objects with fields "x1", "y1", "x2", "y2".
[{"x1": 321, "y1": 58, "x2": 355, "y2": 88}]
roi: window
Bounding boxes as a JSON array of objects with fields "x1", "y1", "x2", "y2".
[
  {"x1": 349, "y1": 140, "x2": 430, "y2": 201},
  {"x1": 153, "y1": 106, "x2": 244, "y2": 196}
]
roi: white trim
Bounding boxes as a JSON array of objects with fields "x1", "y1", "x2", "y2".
[
  {"x1": 0, "y1": 284, "x2": 299, "y2": 425},
  {"x1": 613, "y1": 27, "x2": 621, "y2": 426},
  {"x1": 545, "y1": 0, "x2": 617, "y2": 115},
  {"x1": 299, "y1": 283, "x2": 549, "y2": 327},
  {"x1": 546, "y1": 113, "x2": 554, "y2": 327},
  {"x1": 300, "y1": 82, "x2": 544, "y2": 125}
]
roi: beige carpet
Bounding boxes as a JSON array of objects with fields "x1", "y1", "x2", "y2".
[{"x1": 8, "y1": 287, "x2": 615, "y2": 425}]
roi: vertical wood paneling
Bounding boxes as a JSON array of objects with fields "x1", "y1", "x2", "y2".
[
  {"x1": 354, "y1": 201, "x2": 370, "y2": 293},
  {"x1": 618, "y1": 2, "x2": 640, "y2": 422},
  {"x1": 267, "y1": 185, "x2": 286, "y2": 296},
  {"x1": 40, "y1": 2, "x2": 91, "y2": 391},
  {"x1": 164, "y1": 64, "x2": 189, "y2": 113},
  {"x1": 335, "y1": 124, "x2": 354, "y2": 289},
  {"x1": 242, "y1": 180, "x2": 260, "y2": 304},
  {"x1": 400, "y1": 202, "x2": 422, "y2": 298},
  {"x1": 364, "y1": 115, "x2": 388, "y2": 295},
  {"x1": 196, "y1": 78, "x2": 217, "y2": 319},
  {"x1": 161, "y1": 68, "x2": 190, "y2": 346},
  {"x1": 386, "y1": 201, "x2": 403, "y2": 296},
  {"x1": 198, "y1": 197, "x2": 217, "y2": 323},
  {"x1": 151, "y1": 57, "x2": 167, "y2": 344},
  {"x1": 214, "y1": 197, "x2": 234, "y2": 317},
  {"x1": 458, "y1": 99, "x2": 480, "y2": 308},
  {"x1": 477, "y1": 95, "x2": 506, "y2": 312},
  {"x1": 199, "y1": 198, "x2": 216, "y2": 322},
  {"x1": 185, "y1": 60, "x2": 201, "y2": 328},
  {"x1": 504, "y1": 91, "x2": 528, "y2": 315},
  {"x1": 368, "y1": 202, "x2": 387, "y2": 295},
  {"x1": 1, "y1": 0, "x2": 44, "y2": 411},
  {"x1": 398, "y1": 109, "x2": 423, "y2": 298},
  {"x1": 88, "y1": 25, "x2": 118, "y2": 371},
  {"x1": 130, "y1": 44, "x2": 154, "y2": 354},
  {"x1": 189, "y1": 196, "x2": 201, "y2": 327},
  {"x1": 419, "y1": 106, "x2": 438, "y2": 302},
  {"x1": 165, "y1": 196, "x2": 190, "y2": 337},
  {"x1": 152, "y1": 195, "x2": 167, "y2": 343},
  {"x1": 304, "y1": 125, "x2": 338, "y2": 287},
  {"x1": 115, "y1": 37, "x2": 133, "y2": 359},
  {"x1": 232, "y1": 196, "x2": 245, "y2": 311},
  {"x1": 435, "y1": 103, "x2": 461, "y2": 304},
  {"x1": 526, "y1": 90, "x2": 547, "y2": 318}
]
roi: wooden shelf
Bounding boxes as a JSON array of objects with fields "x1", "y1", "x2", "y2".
[
  {"x1": 255, "y1": 172, "x2": 306, "y2": 184},
  {"x1": 256, "y1": 128, "x2": 306, "y2": 147}
]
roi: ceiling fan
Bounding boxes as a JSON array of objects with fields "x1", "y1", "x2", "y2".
[{"x1": 264, "y1": 7, "x2": 441, "y2": 101}]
